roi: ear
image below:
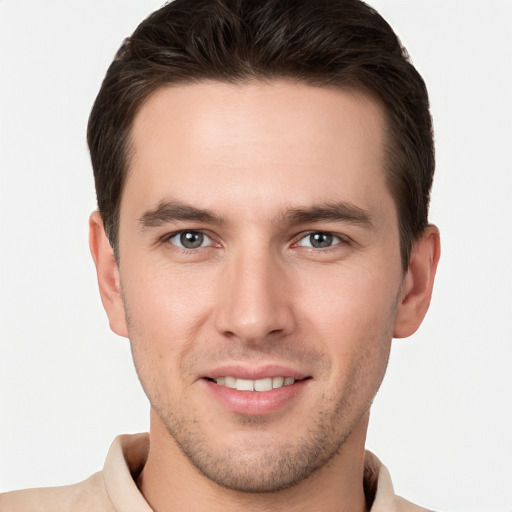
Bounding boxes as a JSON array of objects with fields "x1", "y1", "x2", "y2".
[
  {"x1": 393, "y1": 225, "x2": 441, "y2": 338},
  {"x1": 89, "y1": 211, "x2": 128, "y2": 338}
]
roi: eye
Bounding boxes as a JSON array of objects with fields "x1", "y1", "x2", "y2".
[
  {"x1": 295, "y1": 232, "x2": 344, "y2": 249},
  {"x1": 167, "y1": 230, "x2": 212, "y2": 249}
]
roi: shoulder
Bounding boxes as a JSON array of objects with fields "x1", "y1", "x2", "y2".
[
  {"x1": 393, "y1": 496, "x2": 433, "y2": 512},
  {"x1": 0, "y1": 433, "x2": 150, "y2": 512},
  {"x1": 365, "y1": 451, "x2": 433, "y2": 512},
  {"x1": 0, "y1": 471, "x2": 116, "y2": 512}
]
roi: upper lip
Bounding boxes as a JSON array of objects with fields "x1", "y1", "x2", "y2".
[{"x1": 203, "y1": 364, "x2": 310, "y2": 381}]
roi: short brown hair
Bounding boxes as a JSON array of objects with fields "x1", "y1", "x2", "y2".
[{"x1": 87, "y1": 0, "x2": 434, "y2": 269}]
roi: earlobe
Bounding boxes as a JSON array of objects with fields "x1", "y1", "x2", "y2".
[
  {"x1": 89, "y1": 211, "x2": 128, "y2": 338},
  {"x1": 393, "y1": 225, "x2": 441, "y2": 338}
]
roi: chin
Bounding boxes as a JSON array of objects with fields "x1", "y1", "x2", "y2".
[{"x1": 158, "y1": 403, "x2": 360, "y2": 493}]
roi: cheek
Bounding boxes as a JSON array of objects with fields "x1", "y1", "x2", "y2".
[
  {"x1": 121, "y1": 259, "x2": 216, "y2": 334},
  {"x1": 295, "y1": 263, "x2": 399, "y2": 374},
  {"x1": 298, "y1": 262, "x2": 400, "y2": 328},
  {"x1": 119, "y1": 262, "x2": 218, "y2": 393},
  {"x1": 302, "y1": 276, "x2": 395, "y2": 416}
]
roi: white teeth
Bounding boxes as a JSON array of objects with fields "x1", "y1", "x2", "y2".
[
  {"x1": 224, "y1": 376, "x2": 236, "y2": 389},
  {"x1": 254, "y1": 378, "x2": 273, "y2": 392},
  {"x1": 272, "y1": 377, "x2": 284, "y2": 388},
  {"x1": 236, "y1": 378, "x2": 254, "y2": 391},
  {"x1": 214, "y1": 376, "x2": 296, "y2": 391}
]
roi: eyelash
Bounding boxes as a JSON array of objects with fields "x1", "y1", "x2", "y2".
[
  {"x1": 161, "y1": 229, "x2": 350, "y2": 253},
  {"x1": 291, "y1": 231, "x2": 351, "y2": 252},
  {"x1": 163, "y1": 230, "x2": 217, "y2": 252}
]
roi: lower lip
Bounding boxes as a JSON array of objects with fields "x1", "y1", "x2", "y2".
[{"x1": 203, "y1": 379, "x2": 309, "y2": 416}]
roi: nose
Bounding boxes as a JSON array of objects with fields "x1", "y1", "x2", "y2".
[{"x1": 214, "y1": 247, "x2": 296, "y2": 345}]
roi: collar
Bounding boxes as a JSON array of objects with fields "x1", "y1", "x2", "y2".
[{"x1": 102, "y1": 433, "x2": 423, "y2": 512}]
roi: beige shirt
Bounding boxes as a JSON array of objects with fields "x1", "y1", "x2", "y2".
[{"x1": 0, "y1": 433, "x2": 431, "y2": 511}]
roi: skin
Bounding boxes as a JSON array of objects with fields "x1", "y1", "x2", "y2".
[{"x1": 90, "y1": 80, "x2": 440, "y2": 512}]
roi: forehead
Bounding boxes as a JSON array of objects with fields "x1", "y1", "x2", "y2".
[{"x1": 124, "y1": 80, "x2": 391, "y2": 221}]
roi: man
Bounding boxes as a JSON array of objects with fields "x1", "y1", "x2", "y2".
[{"x1": 0, "y1": 0, "x2": 440, "y2": 510}]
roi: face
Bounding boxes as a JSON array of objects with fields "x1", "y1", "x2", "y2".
[{"x1": 112, "y1": 81, "x2": 407, "y2": 491}]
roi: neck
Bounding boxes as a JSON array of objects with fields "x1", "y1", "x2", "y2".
[{"x1": 137, "y1": 410, "x2": 370, "y2": 512}]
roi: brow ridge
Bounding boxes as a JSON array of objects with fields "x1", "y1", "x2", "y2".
[
  {"x1": 275, "y1": 202, "x2": 373, "y2": 226},
  {"x1": 138, "y1": 200, "x2": 225, "y2": 228},
  {"x1": 138, "y1": 199, "x2": 372, "y2": 229}
]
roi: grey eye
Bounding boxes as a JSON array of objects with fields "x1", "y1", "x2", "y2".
[
  {"x1": 296, "y1": 232, "x2": 342, "y2": 249},
  {"x1": 169, "y1": 231, "x2": 210, "y2": 249},
  {"x1": 309, "y1": 233, "x2": 333, "y2": 248}
]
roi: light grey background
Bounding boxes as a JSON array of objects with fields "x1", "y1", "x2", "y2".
[{"x1": 1, "y1": 1, "x2": 511, "y2": 510}]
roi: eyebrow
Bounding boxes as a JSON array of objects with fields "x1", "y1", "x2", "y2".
[
  {"x1": 138, "y1": 199, "x2": 373, "y2": 230},
  {"x1": 138, "y1": 200, "x2": 226, "y2": 228},
  {"x1": 275, "y1": 202, "x2": 373, "y2": 227}
]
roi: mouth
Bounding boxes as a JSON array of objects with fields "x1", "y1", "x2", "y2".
[
  {"x1": 202, "y1": 369, "x2": 312, "y2": 416},
  {"x1": 206, "y1": 376, "x2": 309, "y2": 392}
]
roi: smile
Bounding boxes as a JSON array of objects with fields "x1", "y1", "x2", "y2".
[
  {"x1": 204, "y1": 375, "x2": 310, "y2": 416},
  {"x1": 213, "y1": 376, "x2": 297, "y2": 392}
]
